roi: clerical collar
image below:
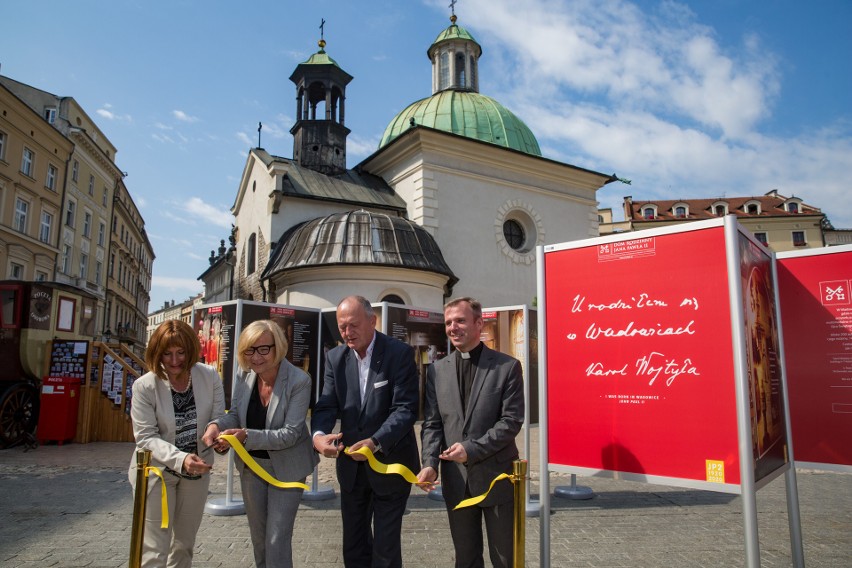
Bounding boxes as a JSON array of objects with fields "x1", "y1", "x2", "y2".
[{"x1": 458, "y1": 342, "x2": 483, "y2": 359}]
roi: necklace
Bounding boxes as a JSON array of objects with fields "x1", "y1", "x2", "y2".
[{"x1": 169, "y1": 370, "x2": 192, "y2": 393}]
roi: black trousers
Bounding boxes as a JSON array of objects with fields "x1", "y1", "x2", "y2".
[
  {"x1": 340, "y1": 461, "x2": 411, "y2": 568},
  {"x1": 446, "y1": 496, "x2": 514, "y2": 568}
]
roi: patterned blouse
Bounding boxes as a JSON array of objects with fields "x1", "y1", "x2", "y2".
[{"x1": 167, "y1": 382, "x2": 201, "y2": 480}]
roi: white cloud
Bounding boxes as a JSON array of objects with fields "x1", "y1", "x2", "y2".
[
  {"x1": 172, "y1": 109, "x2": 200, "y2": 123},
  {"x1": 162, "y1": 210, "x2": 196, "y2": 225},
  {"x1": 236, "y1": 131, "x2": 253, "y2": 146},
  {"x1": 460, "y1": 0, "x2": 851, "y2": 227},
  {"x1": 183, "y1": 197, "x2": 233, "y2": 229},
  {"x1": 151, "y1": 275, "x2": 203, "y2": 294},
  {"x1": 96, "y1": 103, "x2": 132, "y2": 122},
  {"x1": 347, "y1": 134, "x2": 380, "y2": 162},
  {"x1": 151, "y1": 132, "x2": 174, "y2": 144}
]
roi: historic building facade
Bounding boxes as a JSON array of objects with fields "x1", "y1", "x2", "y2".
[
  {"x1": 201, "y1": 14, "x2": 615, "y2": 310},
  {"x1": 105, "y1": 178, "x2": 153, "y2": 352},
  {"x1": 0, "y1": 80, "x2": 73, "y2": 283},
  {"x1": 0, "y1": 75, "x2": 152, "y2": 348},
  {"x1": 600, "y1": 191, "x2": 828, "y2": 252}
]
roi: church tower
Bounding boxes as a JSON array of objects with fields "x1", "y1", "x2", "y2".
[{"x1": 289, "y1": 31, "x2": 352, "y2": 176}]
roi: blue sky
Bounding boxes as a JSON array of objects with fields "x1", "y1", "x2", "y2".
[{"x1": 3, "y1": 0, "x2": 850, "y2": 312}]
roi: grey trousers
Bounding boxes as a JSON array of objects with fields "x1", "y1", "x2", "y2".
[
  {"x1": 239, "y1": 457, "x2": 305, "y2": 568},
  {"x1": 140, "y1": 471, "x2": 210, "y2": 568}
]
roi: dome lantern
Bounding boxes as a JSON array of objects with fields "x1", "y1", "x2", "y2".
[
  {"x1": 379, "y1": 13, "x2": 540, "y2": 156},
  {"x1": 288, "y1": 25, "x2": 353, "y2": 176}
]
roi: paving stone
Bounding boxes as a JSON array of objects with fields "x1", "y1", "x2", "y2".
[{"x1": 1, "y1": 436, "x2": 850, "y2": 567}]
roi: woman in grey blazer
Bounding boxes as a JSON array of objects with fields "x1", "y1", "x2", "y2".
[
  {"x1": 128, "y1": 319, "x2": 226, "y2": 568},
  {"x1": 208, "y1": 319, "x2": 318, "y2": 568}
]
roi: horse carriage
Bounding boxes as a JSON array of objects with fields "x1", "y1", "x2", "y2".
[{"x1": 0, "y1": 280, "x2": 98, "y2": 447}]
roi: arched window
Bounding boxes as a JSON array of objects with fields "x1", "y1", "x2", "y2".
[
  {"x1": 381, "y1": 294, "x2": 405, "y2": 305},
  {"x1": 675, "y1": 206, "x2": 687, "y2": 218},
  {"x1": 787, "y1": 202, "x2": 800, "y2": 214},
  {"x1": 643, "y1": 207, "x2": 655, "y2": 220},
  {"x1": 455, "y1": 52, "x2": 466, "y2": 87},
  {"x1": 247, "y1": 233, "x2": 256, "y2": 275},
  {"x1": 439, "y1": 51, "x2": 450, "y2": 90},
  {"x1": 469, "y1": 55, "x2": 476, "y2": 90}
]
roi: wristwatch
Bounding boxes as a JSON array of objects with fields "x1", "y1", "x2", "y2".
[{"x1": 370, "y1": 436, "x2": 381, "y2": 452}]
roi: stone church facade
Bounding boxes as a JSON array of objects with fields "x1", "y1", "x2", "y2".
[{"x1": 201, "y1": 14, "x2": 615, "y2": 311}]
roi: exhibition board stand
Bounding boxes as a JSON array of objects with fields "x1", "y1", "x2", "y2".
[
  {"x1": 536, "y1": 216, "x2": 804, "y2": 568},
  {"x1": 194, "y1": 300, "x2": 328, "y2": 514},
  {"x1": 776, "y1": 244, "x2": 852, "y2": 473}
]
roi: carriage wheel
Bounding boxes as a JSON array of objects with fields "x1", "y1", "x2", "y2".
[{"x1": 0, "y1": 383, "x2": 39, "y2": 448}]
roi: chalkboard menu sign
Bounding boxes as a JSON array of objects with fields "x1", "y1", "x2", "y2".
[{"x1": 48, "y1": 340, "x2": 89, "y2": 382}]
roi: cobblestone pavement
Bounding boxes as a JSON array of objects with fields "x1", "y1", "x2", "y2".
[{"x1": 0, "y1": 434, "x2": 849, "y2": 567}]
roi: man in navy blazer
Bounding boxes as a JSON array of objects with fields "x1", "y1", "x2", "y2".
[
  {"x1": 312, "y1": 295, "x2": 420, "y2": 568},
  {"x1": 417, "y1": 297, "x2": 524, "y2": 568}
]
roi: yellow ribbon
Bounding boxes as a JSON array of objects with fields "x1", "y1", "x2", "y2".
[
  {"x1": 453, "y1": 473, "x2": 512, "y2": 510},
  {"x1": 219, "y1": 434, "x2": 310, "y2": 490},
  {"x1": 145, "y1": 466, "x2": 169, "y2": 528},
  {"x1": 345, "y1": 445, "x2": 422, "y2": 484},
  {"x1": 345, "y1": 445, "x2": 511, "y2": 510}
]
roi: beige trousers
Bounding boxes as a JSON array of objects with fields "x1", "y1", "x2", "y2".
[{"x1": 139, "y1": 471, "x2": 210, "y2": 568}]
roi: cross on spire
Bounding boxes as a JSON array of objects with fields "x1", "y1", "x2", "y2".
[
  {"x1": 449, "y1": 0, "x2": 458, "y2": 23},
  {"x1": 320, "y1": 18, "x2": 326, "y2": 40}
]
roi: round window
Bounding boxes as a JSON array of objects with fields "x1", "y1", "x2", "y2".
[{"x1": 503, "y1": 219, "x2": 526, "y2": 251}]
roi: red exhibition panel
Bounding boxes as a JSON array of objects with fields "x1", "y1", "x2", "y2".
[
  {"x1": 777, "y1": 249, "x2": 852, "y2": 468},
  {"x1": 545, "y1": 226, "x2": 742, "y2": 486}
]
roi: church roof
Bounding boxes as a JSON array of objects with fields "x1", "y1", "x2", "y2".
[
  {"x1": 428, "y1": 23, "x2": 480, "y2": 55},
  {"x1": 627, "y1": 191, "x2": 822, "y2": 223},
  {"x1": 251, "y1": 149, "x2": 406, "y2": 212},
  {"x1": 288, "y1": 41, "x2": 353, "y2": 85},
  {"x1": 261, "y1": 210, "x2": 458, "y2": 285},
  {"x1": 300, "y1": 45, "x2": 342, "y2": 68},
  {"x1": 378, "y1": 90, "x2": 542, "y2": 156}
]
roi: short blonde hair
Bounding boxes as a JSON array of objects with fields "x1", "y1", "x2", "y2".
[
  {"x1": 145, "y1": 320, "x2": 201, "y2": 380},
  {"x1": 236, "y1": 319, "x2": 289, "y2": 371}
]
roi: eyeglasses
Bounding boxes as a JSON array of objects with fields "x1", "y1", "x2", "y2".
[{"x1": 244, "y1": 344, "x2": 275, "y2": 356}]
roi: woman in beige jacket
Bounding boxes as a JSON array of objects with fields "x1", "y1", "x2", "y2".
[{"x1": 128, "y1": 319, "x2": 225, "y2": 567}]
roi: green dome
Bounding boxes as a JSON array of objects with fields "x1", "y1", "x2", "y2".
[{"x1": 379, "y1": 90, "x2": 541, "y2": 156}]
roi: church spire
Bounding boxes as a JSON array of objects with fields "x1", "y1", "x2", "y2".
[{"x1": 289, "y1": 21, "x2": 353, "y2": 176}]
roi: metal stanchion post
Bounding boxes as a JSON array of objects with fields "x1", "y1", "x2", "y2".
[
  {"x1": 129, "y1": 449, "x2": 151, "y2": 568},
  {"x1": 302, "y1": 464, "x2": 336, "y2": 501},
  {"x1": 512, "y1": 459, "x2": 527, "y2": 568}
]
